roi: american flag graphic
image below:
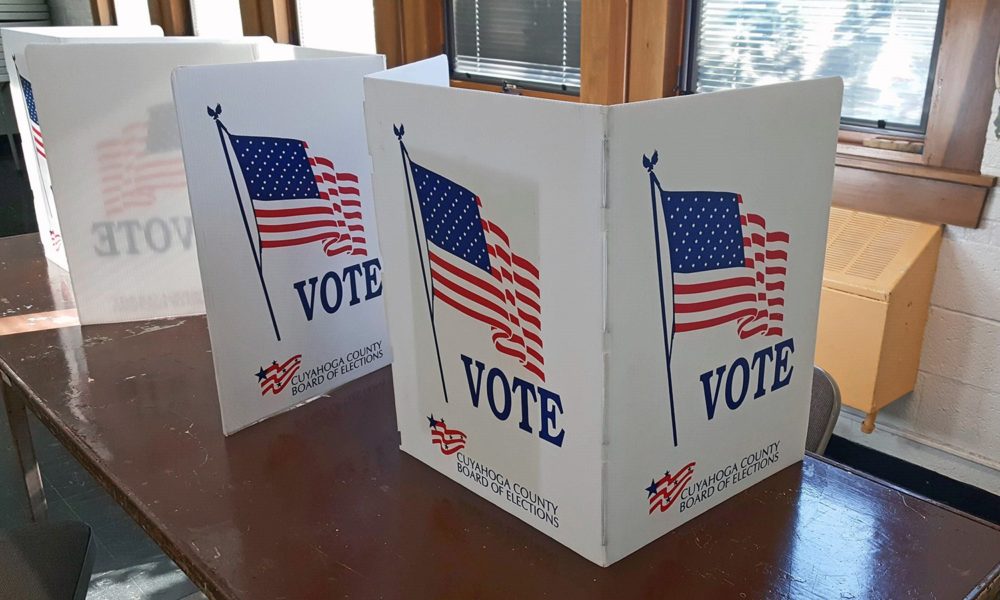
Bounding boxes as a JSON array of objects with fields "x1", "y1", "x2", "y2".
[
  {"x1": 647, "y1": 461, "x2": 695, "y2": 514},
  {"x1": 256, "y1": 354, "x2": 302, "y2": 396},
  {"x1": 428, "y1": 415, "x2": 467, "y2": 455},
  {"x1": 20, "y1": 76, "x2": 63, "y2": 254},
  {"x1": 19, "y1": 76, "x2": 45, "y2": 159},
  {"x1": 98, "y1": 104, "x2": 187, "y2": 217},
  {"x1": 661, "y1": 192, "x2": 788, "y2": 338},
  {"x1": 409, "y1": 161, "x2": 544, "y2": 381},
  {"x1": 230, "y1": 134, "x2": 367, "y2": 258}
]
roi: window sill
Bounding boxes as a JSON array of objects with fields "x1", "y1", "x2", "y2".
[
  {"x1": 835, "y1": 152, "x2": 995, "y2": 187},
  {"x1": 832, "y1": 150, "x2": 995, "y2": 228},
  {"x1": 836, "y1": 140, "x2": 925, "y2": 165}
]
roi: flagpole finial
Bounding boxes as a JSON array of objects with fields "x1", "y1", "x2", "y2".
[
  {"x1": 642, "y1": 150, "x2": 659, "y2": 173},
  {"x1": 393, "y1": 123, "x2": 405, "y2": 140},
  {"x1": 207, "y1": 103, "x2": 223, "y2": 121}
]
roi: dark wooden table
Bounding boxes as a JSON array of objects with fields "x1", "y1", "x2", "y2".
[{"x1": 2, "y1": 233, "x2": 999, "y2": 600}]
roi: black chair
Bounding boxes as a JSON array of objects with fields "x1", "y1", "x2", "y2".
[
  {"x1": 807, "y1": 366, "x2": 842, "y2": 454},
  {"x1": 0, "y1": 521, "x2": 95, "y2": 600}
]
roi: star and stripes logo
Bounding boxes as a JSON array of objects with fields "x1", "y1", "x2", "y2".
[
  {"x1": 256, "y1": 354, "x2": 302, "y2": 396},
  {"x1": 646, "y1": 461, "x2": 695, "y2": 514},
  {"x1": 408, "y1": 160, "x2": 545, "y2": 382},
  {"x1": 428, "y1": 415, "x2": 467, "y2": 455}
]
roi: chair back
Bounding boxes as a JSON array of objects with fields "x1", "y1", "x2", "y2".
[{"x1": 807, "y1": 366, "x2": 841, "y2": 454}]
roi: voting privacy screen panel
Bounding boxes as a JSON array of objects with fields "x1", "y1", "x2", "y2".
[
  {"x1": 173, "y1": 56, "x2": 391, "y2": 435},
  {"x1": 0, "y1": 26, "x2": 164, "y2": 271},
  {"x1": 603, "y1": 80, "x2": 842, "y2": 563},
  {"x1": 365, "y1": 57, "x2": 842, "y2": 566},
  {"x1": 24, "y1": 40, "x2": 273, "y2": 325},
  {"x1": 365, "y1": 58, "x2": 609, "y2": 564}
]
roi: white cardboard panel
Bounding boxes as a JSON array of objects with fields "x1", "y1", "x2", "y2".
[
  {"x1": 603, "y1": 79, "x2": 841, "y2": 563},
  {"x1": 366, "y1": 54, "x2": 450, "y2": 87},
  {"x1": 254, "y1": 43, "x2": 366, "y2": 62},
  {"x1": 190, "y1": 0, "x2": 243, "y2": 37},
  {"x1": 24, "y1": 39, "x2": 273, "y2": 325},
  {"x1": 296, "y1": 0, "x2": 376, "y2": 54},
  {"x1": 364, "y1": 56, "x2": 842, "y2": 565},
  {"x1": 172, "y1": 55, "x2": 392, "y2": 435},
  {"x1": 365, "y1": 57, "x2": 609, "y2": 565},
  {"x1": 0, "y1": 26, "x2": 164, "y2": 271},
  {"x1": 113, "y1": 0, "x2": 152, "y2": 27}
]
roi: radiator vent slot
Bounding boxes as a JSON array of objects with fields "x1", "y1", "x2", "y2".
[{"x1": 825, "y1": 208, "x2": 918, "y2": 282}]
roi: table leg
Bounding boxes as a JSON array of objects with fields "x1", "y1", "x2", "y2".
[
  {"x1": 861, "y1": 411, "x2": 877, "y2": 434},
  {"x1": 6, "y1": 134, "x2": 20, "y2": 173},
  {"x1": 1, "y1": 376, "x2": 47, "y2": 522}
]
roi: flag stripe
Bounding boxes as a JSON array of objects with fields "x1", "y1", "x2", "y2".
[
  {"x1": 255, "y1": 206, "x2": 335, "y2": 218},
  {"x1": 674, "y1": 276, "x2": 756, "y2": 295}
]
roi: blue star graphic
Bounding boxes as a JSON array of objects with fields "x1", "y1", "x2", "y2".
[
  {"x1": 646, "y1": 479, "x2": 658, "y2": 498},
  {"x1": 427, "y1": 415, "x2": 438, "y2": 428},
  {"x1": 256, "y1": 367, "x2": 267, "y2": 381}
]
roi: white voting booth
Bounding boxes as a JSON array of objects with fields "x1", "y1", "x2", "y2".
[
  {"x1": 1, "y1": 26, "x2": 164, "y2": 271},
  {"x1": 21, "y1": 38, "x2": 345, "y2": 326},
  {"x1": 172, "y1": 54, "x2": 392, "y2": 434},
  {"x1": 364, "y1": 56, "x2": 842, "y2": 566}
]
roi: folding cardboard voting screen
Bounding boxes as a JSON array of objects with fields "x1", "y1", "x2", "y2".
[
  {"x1": 364, "y1": 56, "x2": 841, "y2": 566},
  {"x1": 24, "y1": 38, "x2": 275, "y2": 325},
  {"x1": 173, "y1": 55, "x2": 391, "y2": 435},
  {"x1": 0, "y1": 26, "x2": 164, "y2": 271}
]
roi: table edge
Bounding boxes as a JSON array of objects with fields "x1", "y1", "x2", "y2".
[
  {"x1": 2, "y1": 350, "x2": 999, "y2": 598},
  {"x1": 0, "y1": 356, "x2": 233, "y2": 600}
]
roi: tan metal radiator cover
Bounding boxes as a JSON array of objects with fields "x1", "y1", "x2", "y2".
[{"x1": 815, "y1": 207, "x2": 942, "y2": 432}]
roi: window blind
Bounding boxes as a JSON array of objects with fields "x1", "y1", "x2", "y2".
[
  {"x1": 0, "y1": 0, "x2": 50, "y2": 83},
  {"x1": 449, "y1": 0, "x2": 581, "y2": 93},
  {"x1": 689, "y1": 0, "x2": 945, "y2": 133}
]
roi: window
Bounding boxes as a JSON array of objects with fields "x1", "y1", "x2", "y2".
[
  {"x1": 447, "y1": 0, "x2": 581, "y2": 94},
  {"x1": 683, "y1": 0, "x2": 947, "y2": 134}
]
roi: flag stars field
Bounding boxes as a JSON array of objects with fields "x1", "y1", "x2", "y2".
[{"x1": 658, "y1": 188, "x2": 788, "y2": 339}]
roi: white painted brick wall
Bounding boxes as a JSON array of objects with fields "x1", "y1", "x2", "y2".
[{"x1": 860, "y1": 88, "x2": 1000, "y2": 485}]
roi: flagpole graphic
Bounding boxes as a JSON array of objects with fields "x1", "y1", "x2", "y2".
[
  {"x1": 645, "y1": 150, "x2": 790, "y2": 448},
  {"x1": 208, "y1": 105, "x2": 369, "y2": 342},
  {"x1": 396, "y1": 125, "x2": 450, "y2": 403},
  {"x1": 645, "y1": 152, "x2": 679, "y2": 448},
  {"x1": 210, "y1": 104, "x2": 281, "y2": 341}
]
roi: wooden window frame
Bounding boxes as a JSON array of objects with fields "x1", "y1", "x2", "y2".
[
  {"x1": 828, "y1": 0, "x2": 999, "y2": 227},
  {"x1": 239, "y1": 0, "x2": 299, "y2": 43},
  {"x1": 96, "y1": 1, "x2": 300, "y2": 40},
  {"x1": 375, "y1": 0, "x2": 998, "y2": 227}
]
